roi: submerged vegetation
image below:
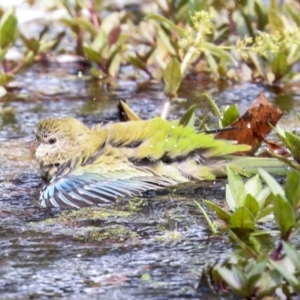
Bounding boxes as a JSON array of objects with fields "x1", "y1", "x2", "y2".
[{"x1": 198, "y1": 168, "x2": 300, "y2": 298}]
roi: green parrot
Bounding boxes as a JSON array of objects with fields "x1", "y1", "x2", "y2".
[{"x1": 32, "y1": 117, "x2": 285, "y2": 209}]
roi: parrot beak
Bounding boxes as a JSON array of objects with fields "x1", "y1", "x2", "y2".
[{"x1": 30, "y1": 139, "x2": 38, "y2": 159}]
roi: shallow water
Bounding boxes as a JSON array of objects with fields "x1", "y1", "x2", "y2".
[{"x1": 0, "y1": 58, "x2": 298, "y2": 299}]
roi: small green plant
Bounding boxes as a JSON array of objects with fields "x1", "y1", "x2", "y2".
[
  {"x1": 205, "y1": 93, "x2": 240, "y2": 129},
  {"x1": 61, "y1": 0, "x2": 127, "y2": 78},
  {"x1": 201, "y1": 242, "x2": 300, "y2": 298},
  {"x1": 0, "y1": 8, "x2": 18, "y2": 92},
  {"x1": 268, "y1": 115, "x2": 300, "y2": 171},
  {"x1": 196, "y1": 167, "x2": 275, "y2": 237},
  {"x1": 198, "y1": 168, "x2": 300, "y2": 298},
  {"x1": 0, "y1": 8, "x2": 64, "y2": 96},
  {"x1": 2, "y1": 1, "x2": 300, "y2": 89},
  {"x1": 146, "y1": 11, "x2": 235, "y2": 80}
]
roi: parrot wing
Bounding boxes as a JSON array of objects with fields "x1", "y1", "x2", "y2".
[{"x1": 39, "y1": 161, "x2": 176, "y2": 209}]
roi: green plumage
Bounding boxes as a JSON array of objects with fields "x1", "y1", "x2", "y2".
[
  {"x1": 102, "y1": 117, "x2": 249, "y2": 160},
  {"x1": 32, "y1": 116, "x2": 284, "y2": 209}
]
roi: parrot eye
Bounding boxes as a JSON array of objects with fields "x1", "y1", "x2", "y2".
[{"x1": 48, "y1": 137, "x2": 57, "y2": 145}]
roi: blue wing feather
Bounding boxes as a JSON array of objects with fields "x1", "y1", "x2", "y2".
[{"x1": 40, "y1": 168, "x2": 176, "y2": 209}]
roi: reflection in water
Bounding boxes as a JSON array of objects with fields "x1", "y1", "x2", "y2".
[{"x1": 274, "y1": 93, "x2": 296, "y2": 113}]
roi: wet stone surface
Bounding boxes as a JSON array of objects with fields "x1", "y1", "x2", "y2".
[{"x1": 0, "y1": 66, "x2": 296, "y2": 299}]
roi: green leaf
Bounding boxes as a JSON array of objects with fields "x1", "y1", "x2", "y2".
[
  {"x1": 271, "y1": 52, "x2": 289, "y2": 77},
  {"x1": 248, "y1": 256, "x2": 268, "y2": 278},
  {"x1": 205, "y1": 93, "x2": 222, "y2": 127},
  {"x1": 21, "y1": 51, "x2": 35, "y2": 69},
  {"x1": 231, "y1": 265, "x2": 246, "y2": 287},
  {"x1": 61, "y1": 18, "x2": 80, "y2": 33},
  {"x1": 203, "y1": 200, "x2": 231, "y2": 222},
  {"x1": 244, "y1": 195, "x2": 259, "y2": 218},
  {"x1": 221, "y1": 104, "x2": 239, "y2": 128},
  {"x1": 258, "y1": 168, "x2": 285, "y2": 198},
  {"x1": 163, "y1": 57, "x2": 182, "y2": 97},
  {"x1": 0, "y1": 8, "x2": 18, "y2": 49},
  {"x1": 248, "y1": 52, "x2": 268, "y2": 82},
  {"x1": 39, "y1": 40, "x2": 57, "y2": 53},
  {"x1": 282, "y1": 241, "x2": 300, "y2": 270},
  {"x1": 254, "y1": 1, "x2": 268, "y2": 30},
  {"x1": 285, "y1": 3, "x2": 300, "y2": 27},
  {"x1": 230, "y1": 207, "x2": 255, "y2": 231},
  {"x1": 285, "y1": 131, "x2": 300, "y2": 163},
  {"x1": 76, "y1": 17, "x2": 98, "y2": 36},
  {"x1": 285, "y1": 170, "x2": 300, "y2": 210},
  {"x1": 0, "y1": 73, "x2": 14, "y2": 86},
  {"x1": 268, "y1": 8, "x2": 285, "y2": 34},
  {"x1": 256, "y1": 187, "x2": 271, "y2": 209},
  {"x1": 146, "y1": 14, "x2": 187, "y2": 37},
  {"x1": 107, "y1": 46, "x2": 122, "y2": 77},
  {"x1": 227, "y1": 167, "x2": 247, "y2": 207},
  {"x1": 127, "y1": 55, "x2": 149, "y2": 73},
  {"x1": 274, "y1": 124, "x2": 286, "y2": 141},
  {"x1": 273, "y1": 195, "x2": 295, "y2": 239},
  {"x1": 20, "y1": 34, "x2": 40, "y2": 53},
  {"x1": 92, "y1": 29, "x2": 108, "y2": 52},
  {"x1": 83, "y1": 44, "x2": 102, "y2": 63},
  {"x1": 179, "y1": 105, "x2": 196, "y2": 127},
  {"x1": 200, "y1": 42, "x2": 237, "y2": 65},
  {"x1": 245, "y1": 273, "x2": 262, "y2": 294},
  {"x1": 194, "y1": 201, "x2": 218, "y2": 234},
  {"x1": 240, "y1": 8, "x2": 255, "y2": 37},
  {"x1": 206, "y1": 54, "x2": 218, "y2": 76},
  {"x1": 257, "y1": 206, "x2": 274, "y2": 221},
  {"x1": 155, "y1": 24, "x2": 177, "y2": 56},
  {"x1": 225, "y1": 228, "x2": 258, "y2": 257},
  {"x1": 269, "y1": 259, "x2": 300, "y2": 290},
  {"x1": 225, "y1": 183, "x2": 236, "y2": 211},
  {"x1": 255, "y1": 269, "x2": 282, "y2": 297},
  {"x1": 215, "y1": 266, "x2": 242, "y2": 290},
  {"x1": 245, "y1": 174, "x2": 262, "y2": 197}
]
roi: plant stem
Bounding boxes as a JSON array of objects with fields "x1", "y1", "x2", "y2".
[
  {"x1": 160, "y1": 97, "x2": 171, "y2": 119},
  {"x1": 86, "y1": 0, "x2": 100, "y2": 30},
  {"x1": 161, "y1": 29, "x2": 203, "y2": 119},
  {"x1": 75, "y1": 4, "x2": 84, "y2": 56},
  {"x1": 180, "y1": 29, "x2": 202, "y2": 75},
  {"x1": 272, "y1": 229, "x2": 292, "y2": 260},
  {"x1": 272, "y1": 241, "x2": 282, "y2": 260}
]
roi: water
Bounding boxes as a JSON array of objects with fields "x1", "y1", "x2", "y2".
[{"x1": 0, "y1": 60, "x2": 297, "y2": 299}]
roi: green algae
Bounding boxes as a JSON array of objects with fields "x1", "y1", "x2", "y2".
[
  {"x1": 44, "y1": 207, "x2": 135, "y2": 223},
  {"x1": 75, "y1": 224, "x2": 138, "y2": 242}
]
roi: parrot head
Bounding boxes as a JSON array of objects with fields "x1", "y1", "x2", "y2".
[{"x1": 32, "y1": 117, "x2": 91, "y2": 171}]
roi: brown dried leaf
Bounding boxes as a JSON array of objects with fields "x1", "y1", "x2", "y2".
[{"x1": 216, "y1": 94, "x2": 282, "y2": 154}]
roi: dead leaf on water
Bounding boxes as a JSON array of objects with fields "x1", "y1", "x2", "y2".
[{"x1": 216, "y1": 94, "x2": 282, "y2": 154}]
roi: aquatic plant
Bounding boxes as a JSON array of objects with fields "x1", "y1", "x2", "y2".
[
  {"x1": 1, "y1": 0, "x2": 300, "y2": 93},
  {"x1": 197, "y1": 168, "x2": 300, "y2": 298}
]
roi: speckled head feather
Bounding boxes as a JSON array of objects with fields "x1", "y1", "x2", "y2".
[
  {"x1": 35, "y1": 117, "x2": 90, "y2": 140},
  {"x1": 33, "y1": 117, "x2": 95, "y2": 170}
]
